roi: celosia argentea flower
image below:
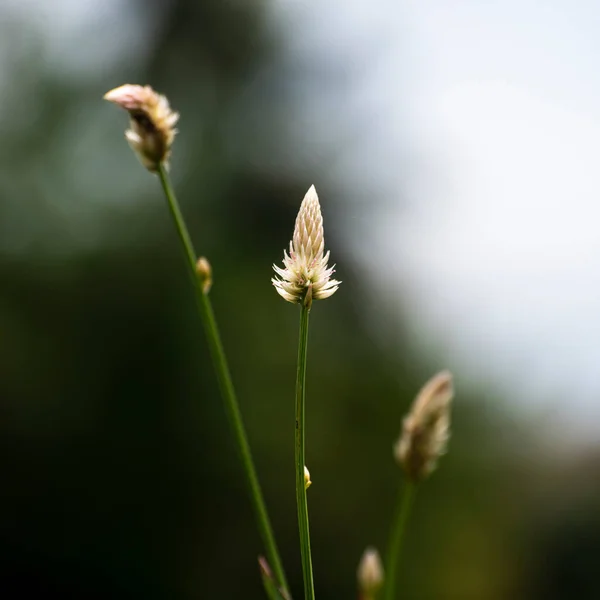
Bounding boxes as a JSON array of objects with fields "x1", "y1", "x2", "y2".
[
  {"x1": 272, "y1": 185, "x2": 340, "y2": 306},
  {"x1": 104, "y1": 84, "x2": 179, "y2": 172},
  {"x1": 394, "y1": 370, "x2": 453, "y2": 482}
]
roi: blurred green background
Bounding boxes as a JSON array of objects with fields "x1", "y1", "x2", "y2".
[{"x1": 1, "y1": 1, "x2": 599, "y2": 599}]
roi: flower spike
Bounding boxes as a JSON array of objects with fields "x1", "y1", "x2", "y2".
[
  {"x1": 394, "y1": 370, "x2": 454, "y2": 482},
  {"x1": 272, "y1": 185, "x2": 340, "y2": 307}
]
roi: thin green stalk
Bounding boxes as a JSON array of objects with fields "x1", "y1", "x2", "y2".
[
  {"x1": 295, "y1": 304, "x2": 315, "y2": 600},
  {"x1": 384, "y1": 483, "x2": 416, "y2": 600},
  {"x1": 157, "y1": 165, "x2": 289, "y2": 594}
]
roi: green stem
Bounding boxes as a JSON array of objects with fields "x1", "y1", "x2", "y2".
[
  {"x1": 295, "y1": 304, "x2": 315, "y2": 600},
  {"x1": 157, "y1": 165, "x2": 289, "y2": 594},
  {"x1": 384, "y1": 483, "x2": 416, "y2": 600}
]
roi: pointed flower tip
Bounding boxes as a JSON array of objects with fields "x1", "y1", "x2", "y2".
[
  {"x1": 103, "y1": 88, "x2": 117, "y2": 102},
  {"x1": 394, "y1": 370, "x2": 454, "y2": 482},
  {"x1": 305, "y1": 184, "x2": 318, "y2": 203},
  {"x1": 104, "y1": 83, "x2": 179, "y2": 172},
  {"x1": 272, "y1": 185, "x2": 340, "y2": 305},
  {"x1": 103, "y1": 84, "x2": 128, "y2": 102}
]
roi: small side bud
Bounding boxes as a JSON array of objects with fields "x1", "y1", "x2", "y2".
[
  {"x1": 394, "y1": 370, "x2": 453, "y2": 482},
  {"x1": 258, "y1": 556, "x2": 290, "y2": 600},
  {"x1": 196, "y1": 256, "x2": 212, "y2": 294},
  {"x1": 304, "y1": 465, "x2": 312, "y2": 490},
  {"x1": 357, "y1": 547, "x2": 384, "y2": 598},
  {"x1": 258, "y1": 555, "x2": 273, "y2": 579},
  {"x1": 104, "y1": 84, "x2": 179, "y2": 172}
]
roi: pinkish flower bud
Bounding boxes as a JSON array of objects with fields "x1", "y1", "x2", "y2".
[{"x1": 104, "y1": 84, "x2": 179, "y2": 172}]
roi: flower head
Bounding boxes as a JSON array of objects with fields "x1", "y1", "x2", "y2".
[
  {"x1": 357, "y1": 547, "x2": 384, "y2": 598},
  {"x1": 394, "y1": 370, "x2": 453, "y2": 482},
  {"x1": 104, "y1": 84, "x2": 179, "y2": 172},
  {"x1": 272, "y1": 185, "x2": 340, "y2": 306}
]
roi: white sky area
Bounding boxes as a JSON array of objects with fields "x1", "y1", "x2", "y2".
[
  {"x1": 3, "y1": 0, "x2": 600, "y2": 439},
  {"x1": 272, "y1": 0, "x2": 600, "y2": 440}
]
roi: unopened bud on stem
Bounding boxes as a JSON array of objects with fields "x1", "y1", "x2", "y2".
[
  {"x1": 394, "y1": 370, "x2": 453, "y2": 482},
  {"x1": 104, "y1": 84, "x2": 179, "y2": 172},
  {"x1": 258, "y1": 555, "x2": 273, "y2": 579},
  {"x1": 357, "y1": 547, "x2": 384, "y2": 598},
  {"x1": 258, "y1": 556, "x2": 290, "y2": 600},
  {"x1": 304, "y1": 465, "x2": 312, "y2": 490},
  {"x1": 196, "y1": 256, "x2": 212, "y2": 294}
]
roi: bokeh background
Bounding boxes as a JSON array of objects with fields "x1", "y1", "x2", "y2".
[{"x1": 1, "y1": 1, "x2": 600, "y2": 598}]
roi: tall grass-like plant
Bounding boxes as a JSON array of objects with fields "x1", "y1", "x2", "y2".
[
  {"x1": 385, "y1": 371, "x2": 454, "y2": 600},
  {"x1": 272, "y1": 185, "x2": 341, "y2": 600},
  {"x1": 103, "y1": 84, "x2": 289, "y2": 595},
  {"x1": 104, "y1": 84, "x2": 454, "y2": 600}
]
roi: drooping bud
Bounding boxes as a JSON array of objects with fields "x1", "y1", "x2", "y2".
[
  {"x1": 104, "y1": 84, "x2": 179, "y2": 172},
  {"x1": 304, "y1": 465, "x2": 312, "y2": 490},
  {"x1": 196, "y1": 256, "x2": 212, "y2": 294},
  {"x1": 357, "y1": 547, "x2": 384, "y2": 599},
  {"x1": 394, "y1": 371, "x2": 453, "y2": 482},
  {"x1": 272, "y1": 185, "x2": 340, "y2": 306}
]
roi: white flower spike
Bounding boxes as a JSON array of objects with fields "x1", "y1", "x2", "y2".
[
  {"x1": 272, "y1": 185, "x2": 340, "y2": 306},
  {"x1": 394, "y1": 370, "x2": 453, "y2": 482}
]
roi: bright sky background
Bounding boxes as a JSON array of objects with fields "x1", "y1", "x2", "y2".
[
  {"x1": 4, "y1": 0, "x2": 600, "y2": 439},
  {"x1": 272, "y1": 0, "x2": 600, "y2": 440}
]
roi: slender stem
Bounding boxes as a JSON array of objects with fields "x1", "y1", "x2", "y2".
[
  {"x1": 295, "y1": 304, "x2": 315, "y2": 600},
  {"x1": 157, "y1": 165, "x2": 289, "y2": 594},
  {"x1": 384, "y1": 483, "x2": 416, "y2": 600},
  {"x1": 157, "y1": 166, "x2": 197, "y2": 270}
]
